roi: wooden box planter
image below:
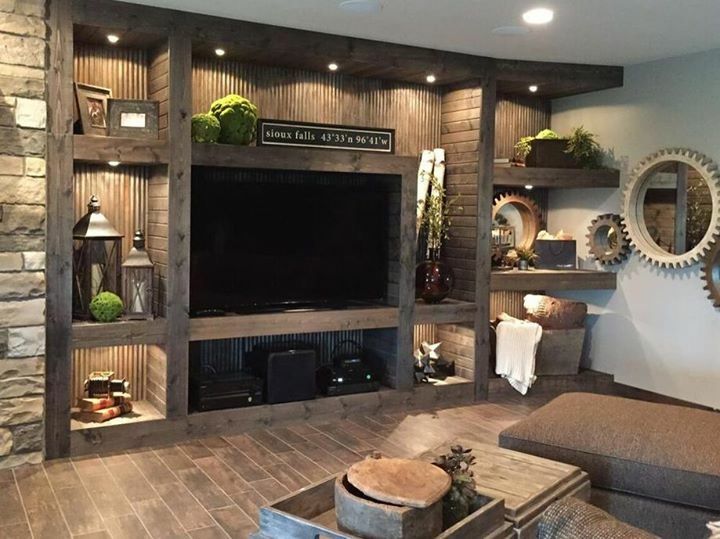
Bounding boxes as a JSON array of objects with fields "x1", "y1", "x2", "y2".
[
  {"x1": 250, "y1": 473, "x2": 514, "y2": 539},
  {"x1": 525, "y1": 139, "x2": 578, "y2": 168}
]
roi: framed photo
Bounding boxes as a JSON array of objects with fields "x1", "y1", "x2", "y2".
[
  {"x1": 107, "y1": 99, "x2": 159, "y2": 139},
  {"x1": 74, "y1": 83, "x2": 112, "y2": 135}
]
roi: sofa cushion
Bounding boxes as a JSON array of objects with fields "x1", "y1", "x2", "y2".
[
  {"x1": 538, "y1": 497, "x2": 658, "y2": 539},
  {"x1": 499, "y1": 392, "x2": 720, "y2": 512}
]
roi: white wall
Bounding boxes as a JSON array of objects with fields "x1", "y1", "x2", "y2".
[{"x1": 549, "y1": 48, "x2": 720, "y2": 410}]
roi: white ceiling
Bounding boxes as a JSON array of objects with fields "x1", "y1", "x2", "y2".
[{"x1": 123, "y1": 0, "x2": 720, "y2": 66}]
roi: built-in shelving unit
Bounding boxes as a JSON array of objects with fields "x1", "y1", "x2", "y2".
[
  {"x1": 490, "y1": 269, "x2": 617, "y2": 291},
  {"x1": 44, "y1": 0, "x2": 624, "y2": 458},
  {"x1": 494, "y1": 166, "x2": 620, "y2": 188}
]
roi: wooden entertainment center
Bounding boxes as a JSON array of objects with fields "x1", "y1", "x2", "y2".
[{"x1": 45, "y1": 0, "x2": 623, "y2": 458}]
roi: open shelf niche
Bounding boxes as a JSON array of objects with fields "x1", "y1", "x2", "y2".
[{"x1": 70, "y1": 344, "x2": 167, "y2": 431}]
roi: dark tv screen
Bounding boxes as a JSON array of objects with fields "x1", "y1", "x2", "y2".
[{"x1": 190, "y1": 169, "x2": 389, "y2": 314}]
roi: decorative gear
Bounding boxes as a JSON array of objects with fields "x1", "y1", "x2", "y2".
[
  {"x1": 623, "y1": 148, "x2": 720, "y2": 268},
  {"x1": 492, "y1": 192, "x2": 542, "y2": 250},
  {"x1": 701, "y1": 238, "x2": 720, "y2": 308},
  {"x1": 586, "y1": 213, "x2": 630, "y2": 264}
]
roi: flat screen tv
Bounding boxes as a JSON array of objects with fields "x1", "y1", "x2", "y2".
[{"x1": 190, "y1": 168, "x2": 390, "y2": 314}]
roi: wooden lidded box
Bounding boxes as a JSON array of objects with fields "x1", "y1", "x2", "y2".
[{"x1": 525, "y1": 139, "x2": 578, "y2": 168}]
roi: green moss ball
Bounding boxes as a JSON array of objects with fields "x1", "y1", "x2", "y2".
[
  {"x1": 191, "y1": 113, "x2": 221, "y2": 143},
  {"x1": 89, "y1": 291, "x2": 124, "y2": 323}
]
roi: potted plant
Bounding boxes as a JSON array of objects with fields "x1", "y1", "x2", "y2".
[
  {"x1": 514, "y1": 247, "x2": 538, "y2": 271},
  {"x1": 433, "y1": 445, "x2": 486, "y2": 528},
  {"x1": 416, "y1": 174, "x2": 461, "y2": 303},
  {"x1": 514, "y1": 126, "x2": 604, "y2": 169}
]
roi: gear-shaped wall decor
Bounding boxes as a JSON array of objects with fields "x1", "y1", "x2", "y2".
[
  {"x1": 586, "y1": 213, "x2": 630, "y2": 264},
  {"x1": 492, "y1": 192, "x2": 542, "y2": 250},
  {"x1": 701, "y1": 238, "x2": 720, "y2": 308},
  {"x1": 622, "y1": 148, "x2": 720, "y2": 268}
]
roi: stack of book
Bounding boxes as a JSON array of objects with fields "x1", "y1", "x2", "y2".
[{"x1": 75, "y1": 393, "x2": 133, "y2": 423}]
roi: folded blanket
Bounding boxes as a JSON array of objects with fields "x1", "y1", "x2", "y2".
[{"x1": 495, "y1": 318, "x2": 542, "y2": 395}]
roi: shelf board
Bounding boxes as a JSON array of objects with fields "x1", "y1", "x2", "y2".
[
  {"x1": 70, "y1": 400, "x2": 165, "y2": 432},
  {"x1": 72, "y1": 318, "x2": 167, "y2": 348},
  {"x1": 192, "y1": 143, "x2": 418, "y2": 175},
  {"x1": 189, "y1": 306, "x2": 399, "y2": 342},
  {"x1": 493, "y1": 166, "x2": 620, "y2": 189},
  {"x1": 490, "y1": 269, "x2": 617, "y2": 291},
  {"x1": 414, "y1": 299, "x2": 476, "y2": 325},
  {"x1": 74, "y1": 134, "x2": 169, "y2": 165}
]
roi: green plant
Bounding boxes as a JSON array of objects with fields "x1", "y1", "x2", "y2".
[
  {"x1": 418, "y1": 173, "x2": 462, "y2": 257},
  {"x1": 565, "y1": 126, "x2": 603, "y2": 169},
  {"x1": 191, "y1": 113, "x2": 221, "y2": 143},
  {"x1": 514, "y1": 129, "x2": 560, "y2": 159},
  {"x1": 89, "y1": 292, "x2": 124, "y2": 323},
  {"x1": 209, "y1": 94, "x2": 259, "y2": 145},
  {"x1": 433, "y1": 445, "x2": 482, "y2": 527},
  {"x1": 515, "y1": 247, "x2": 538, "y2": 262}
]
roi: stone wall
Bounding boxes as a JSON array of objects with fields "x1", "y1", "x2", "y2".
[{"x1": 0, "y1": 0, "x2": 47, "y2": 468}]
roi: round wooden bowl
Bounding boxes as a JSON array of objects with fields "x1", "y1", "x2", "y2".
[{"x1": 334, "y1": 474, "x2": 443, "y2": 539}]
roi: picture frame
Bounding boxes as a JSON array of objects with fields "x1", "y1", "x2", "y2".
[
  {"x1": 107, "y1": 99, "x2": 160, "y2": 139},
  {"x1": 74, "y1": 82, "x2": 112, "y2": 136}
]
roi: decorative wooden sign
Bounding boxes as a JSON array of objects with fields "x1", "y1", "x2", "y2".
[{"x1": 257, "y1": 120, "x2": 395, "y2": 153}]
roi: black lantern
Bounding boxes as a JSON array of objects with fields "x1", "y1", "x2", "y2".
[
  {"x1": 122, "y1": 230, "x2": 154, "y2": 320},
  {"x1": 72, "y1": 195, "x2": 123, "y2": 319}
]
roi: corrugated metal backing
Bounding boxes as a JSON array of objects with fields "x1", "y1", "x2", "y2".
[
  {"x1": 74, "y1": 43, "x2": 148, "y2": 99},
  {"x1": 413, "y1": 323, "x2": 437, "y2": 351},
  {"x1": 72, "y1": 345, "x2": 147, "y2": 405},
  {"x1": 192, "y1": 59, "x2": 441, "y2": 156},
  {"x1": 193, "y1": 330, "x2": 365, "y2": 374},
  {"x1": 495, "y1": 95, "x2": 552, "y2": 160},
  {"x1": 490, "y1": 291, "x2": 527, "y2": 320},
  {"x1": 73, "y1": 164, "x2": 150, "y2": 257}
]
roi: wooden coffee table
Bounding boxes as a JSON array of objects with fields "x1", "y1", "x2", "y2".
[{"x1": 422, "y1": 440, "x2": 590, "y2": 539}]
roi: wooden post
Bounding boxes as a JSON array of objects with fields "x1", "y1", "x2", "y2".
[
  {"x1": 165, "y1": 30, "x2": 193, "y2": 418},
  {"x1": 45, "y1": 0, "x2": 75, "y2": 458},
  {"x1": 397, "y1": 165, "x2": 419, "y2": 391},
  {"x1": 674, "y1": 163, "x2": 688, "y2": 254},
  {"x1": 473, "y1": 70, "x2": 497, "y2": 401}
]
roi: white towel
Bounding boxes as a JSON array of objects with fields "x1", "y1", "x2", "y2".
[{"x1": 495, "y1": 319, "x2": 542, "y2": 395}]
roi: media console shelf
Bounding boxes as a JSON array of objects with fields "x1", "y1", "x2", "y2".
[{"x1": 189, "y1": 307, "x2": 401, "y2": 342}]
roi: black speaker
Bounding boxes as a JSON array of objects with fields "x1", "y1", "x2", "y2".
[{"x1": 246, "y1": 344, "x2": 317, "y2": 404}]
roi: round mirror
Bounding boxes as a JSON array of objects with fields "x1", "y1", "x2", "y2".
[
  {"x1": 492, "y1": 192, "x2": 541, "y2": 251},
  {"x1": 623, "y1": 149, "x2": 720, "y2": 268},
  {"x1": 586, "y1": 213, "x2": 630, "y2": 264}
]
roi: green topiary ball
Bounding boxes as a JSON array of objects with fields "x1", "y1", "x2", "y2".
[
  {"x1": 89, "y1": 291, "x2": 124, "y2": 323},
  {"x1": 191, "y1": 113, "x2": 221, "y2": 143},
  {"x1": 209, "y1": 94, "x2": 259, "y2": 145}
]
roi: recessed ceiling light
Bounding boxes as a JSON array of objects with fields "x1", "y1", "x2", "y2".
[
  {"x1": 426, "y1": 74, "x2": 436, "y2": 84},
  {"x1": 522, "y1": 7, "x2": 554, "y2": 25},
  {"x1": 108, "y1": 160, "x2": 120, "y2": 167},
  {"x1": 107, "y1": 34, "x2": 120, "y2": 44},
  {"x1": 214, "y1": 48, "x2": 226, "y2": 57},
  {"x1": 525, "y1": 184, "x2": 534, "y2": 190},
  {"x1": 339, "y1": 0, "x2": 382, "y2": 13},
  {"x1": 491, "y1": 26, "x2": 530, "y2": 36},
  {"x1": 328, "y1": 62, "x2": 339, "y2": 71},
  {"x1": 529, "y1": 85, "x2": 538, "y2": 93}
]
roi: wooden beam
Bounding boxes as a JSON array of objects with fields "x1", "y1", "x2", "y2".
[
  {"x1": 192, "y1": 143, "x2": 418, "y2": 176},
  {"x1": 45, "y1": 0, "x2": 75, "y2": 459},
  {"x1": 396, "y1": 164, "x2": 419, "y2": 391},
  {"x1": 73, "y1": 135, "x2": 169, "y2": 165},
  {"x1": 414, "y1": 300, "x2": 477, "y2": 325},
  {"x1": 494, "y1": 167, "x2": 620, "y2": 189},
  {"x1": 674, "y1": 163, "x2": 688, "y2": 254},
  {"x1": 473, "y1": 72, "x2": 496, "y2": 401},
  {"x1": 72, "y1": 319, "x2": 168, "y2": 348},
  {"x1": 165, "y1": 29, "x2": 192, "y2": 419},
  {"x1": 490, "y1": 270, "x2": 617, "y2": 291}
]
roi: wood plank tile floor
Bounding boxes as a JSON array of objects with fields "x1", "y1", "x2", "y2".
[{"x1": 0, "y1": 393, "x2": 558, "y2": 539}]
